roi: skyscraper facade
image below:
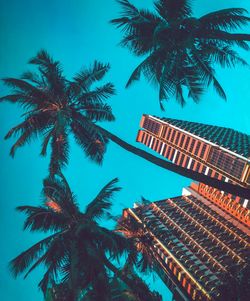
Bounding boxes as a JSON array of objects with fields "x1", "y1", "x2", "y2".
[
  {"x1": 121, "y1": 183, "x2": 250, "y2": 301},
  {"x1": 136, "y1": 114, "x2": 250, "y2": 227}
]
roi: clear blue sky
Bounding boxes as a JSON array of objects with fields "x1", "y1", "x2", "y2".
[{"x1": 0, "y1": 1, "x2": 250, "y2": 300}]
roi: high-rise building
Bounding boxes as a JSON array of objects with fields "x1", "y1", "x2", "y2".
[
  {"x1": 121, "y1": 183, "x2": 250, "y2": 301},
  {"x1": 136, "y1": 114, "x2": 250, "y2": 227}
]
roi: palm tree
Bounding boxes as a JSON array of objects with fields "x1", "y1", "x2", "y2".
[
  {"x1": 112, "y1": 0, "x2": 250, "y2": 108},
  {"x1": 1, "y1": 50, "x2": 249, "y2": 198},
  {"x1": 10, "y1": 176, "x2": 127, "y2": 300},
  {"x1": 1, "y1": 50, "x2": 115, "y2": 175},
  {"x1": 9, "y1": 175, "x2": 161, "y2": 301}
]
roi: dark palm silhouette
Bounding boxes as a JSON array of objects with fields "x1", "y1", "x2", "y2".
[
  {"x1": 10, "y1": 176, "x2": 128, "y2": 300},
  {"x1": 1, "y1": 50, "x2": 115, "y2": 175},
  {"x1": 10, "y1": 175, "x2": 162, "y2": 301},
  {"x1": 1, "y1": 50, "x2": 249, "y2": 198},
  {"x1": 112, "y1": 0, "x2": 250, "y2": 108}
]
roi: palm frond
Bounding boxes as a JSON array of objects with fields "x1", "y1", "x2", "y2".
[
  {"x1": 17, "y1": 205, "x2": 67, "y2": 232},
  {"x1": 182, "y1": 65, "x2": 204, "y2": 103},
  {"x1": 200, "y1": 8, "x2": 250, "y2": 31},
  {"x1": 1, "y1": 78, "x2": 46, "y2": 106},
  {"x1": 189, "y1": 51, "x2": 227, "y2": 100},
  {"x1": 73, "y1": 61, "x2": 110, "y2": 91},
  {"x1": 85, "y1": 178, "x2": 121, "y2": 220},
  {"x1": 154, "y1": 0, "x2": 192, "y2": 21},
  {"x1": 112, "y1": 0, "x2": 139, "y2": 20},
  {"x1": 175, "y1": 84, "x2": 186, "y2": 107},
  {"x1": 21, "y1": 71, "x2": 43, "y2": 85},
  {"x1": 71, "y1": 112, "x2": 109, "y2": 164},
  {"x1": 81, "y1": 102, "x2": 115, "y2": 122},
  {"x1": 111, "y1": 1, "x2": 159, "y2": 55},
  {"x1": 43, "y1": 176, "x2": 79, "y2": 218},
  {"x1": 201, "y1": 43, "x2": 249, "y2": 68},
  {"x1": 9, "y1": 129, "x2": 35, "y2": 157},
  {"x1": 9, "y1": 232, "x2": 60, "y2": 277},
  {"x1": 77, "y1": 83, "x2": 115, "y2": 105},
  {"x1": 29, "y1": 49, "x2": 66, "y2": 98}
]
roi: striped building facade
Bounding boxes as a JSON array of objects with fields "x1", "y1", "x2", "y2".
[
  {"x1": 136, "y1": 114, "x2": 250, "y2": 227},
  {"x1": 121, "y1": 184, "x2": 250, "y2": 301}
]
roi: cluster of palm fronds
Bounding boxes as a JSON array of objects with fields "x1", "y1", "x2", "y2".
[{"x1": 112, "y1": 0, "x2": 250, "y2": 108}]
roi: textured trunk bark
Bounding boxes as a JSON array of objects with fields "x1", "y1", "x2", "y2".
[{"x1": 96, "y1": 125, "x2": 250, "y2": 199}]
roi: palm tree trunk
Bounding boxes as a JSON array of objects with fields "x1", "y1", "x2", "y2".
[{"x1": 95, "y1": 124, "x2": 250, "y2": 199}]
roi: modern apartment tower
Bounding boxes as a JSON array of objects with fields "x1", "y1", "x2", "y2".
[
  {"x1": 136, "y1": 114, "x2": 250, "y2": 227},
  {"x1": 121, "y1": 183, "x2": 250, "y2": 301}
]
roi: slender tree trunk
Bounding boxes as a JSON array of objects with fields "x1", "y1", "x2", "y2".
[{"x1": 95, "y1": 124, "x2": 250, "y2": 199}]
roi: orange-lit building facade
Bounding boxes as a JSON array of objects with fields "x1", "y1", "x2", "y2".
[
  {"x1": 121, "y1": 184, "x2": 250, "y2": 301},
  {"x1": 136, "y1": 114, "x2": 250, "y2": 227}
]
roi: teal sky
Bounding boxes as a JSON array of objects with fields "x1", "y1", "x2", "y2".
[{"x1": 1, "y1": 1, "x2": 250, "y2": 300}]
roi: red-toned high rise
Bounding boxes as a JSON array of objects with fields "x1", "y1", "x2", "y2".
[{"x1": 136, "y1": 114, "x2": 250, "y2": 227}]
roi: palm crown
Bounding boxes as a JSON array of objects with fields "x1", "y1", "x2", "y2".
[
  {"x1": 112, "y1": 0, "x2": 250, "y2": 109},
  {"x1": 10, "y1": 176, "x2": 130, "y2": 300},
  {"x1": 1, "y1": 50, "x2": 115, "y2": 174}
]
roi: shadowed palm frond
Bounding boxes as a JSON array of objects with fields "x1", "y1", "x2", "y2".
[
  {"x1": 112, "y1": 0, "x2": 250, "y2": 109},
  {"x1": 85, "y1": 178, "x2": 121, "y2": 220},
  {"x1": 154, "y1": 0, "x2": 192, "y2": 21},
  {"x1": 73, "y1": 61, "x2": 111, "y2": 91},
  {"x1": 9, "y1": 232, "x2": 61, "y2": 278},
  {"x1": 42, "y1": 176, "x2": 79, "y2": 218},
  {"x1": 17, "y1": 205, "x2": 67, "y2": 232},
  {"x1": 200, "y1": 8, "x2": 250, "y2": 30}
]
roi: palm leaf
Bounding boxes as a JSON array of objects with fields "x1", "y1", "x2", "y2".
[
  {"x1": 71, "y1": 112, "x2": 108, "y2": 164},
  {"x1": 85, "y1": 178, "x2": 121, "y2": 220},
  {"x1": 200, "y1": 8, "x2": 250, "y2": 31},
  {"x1": 43, "y1": 176, "x2": 79, "y2": 217},
  {"x1": 17, "y1": 205, "x2": 67, "y2": 232},
  {"x1": 154, "y1": 0, "x2": 192, "y2": 21},
  {"x1": 9, "y1": 232, "x2": 61, "y2": 277},
  {"x1": 73, "y1": 61, "x2": 110, "y2": 91}
]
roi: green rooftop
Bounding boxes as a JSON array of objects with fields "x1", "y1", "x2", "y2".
[{"x1": 153, "y1": 116, "x2": 250, "y2": 159}]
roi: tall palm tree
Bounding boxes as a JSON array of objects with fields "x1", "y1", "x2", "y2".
[
  {"x1": 112, "y1": 0, "x2": 250, "y2": 108},
  {"x1": 1, "y1": 50, "x2": 249, "y2": 198},
  {"x1": 9, "y1": 175, "x2": 161, "y2": 301},
  {"x1": 10, "y1": 176, "x2": 126, "y2": 300}
]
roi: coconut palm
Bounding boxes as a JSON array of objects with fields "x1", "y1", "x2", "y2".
[
  {"x1": 10, "y1": 176, "x2": 129, "y2": 300},
  {"x1": 1, "y1": 50, "x2": 249, "y2": 198},
  {"x1": 112, "y1": 0, "x2": 250, "y2": 108},
  {"x1": 10, "y1": 175, "x2": 162, "y2": 301},
  {"x1": 1, "y1": 50, "x2": 115, "y2": 175}
]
